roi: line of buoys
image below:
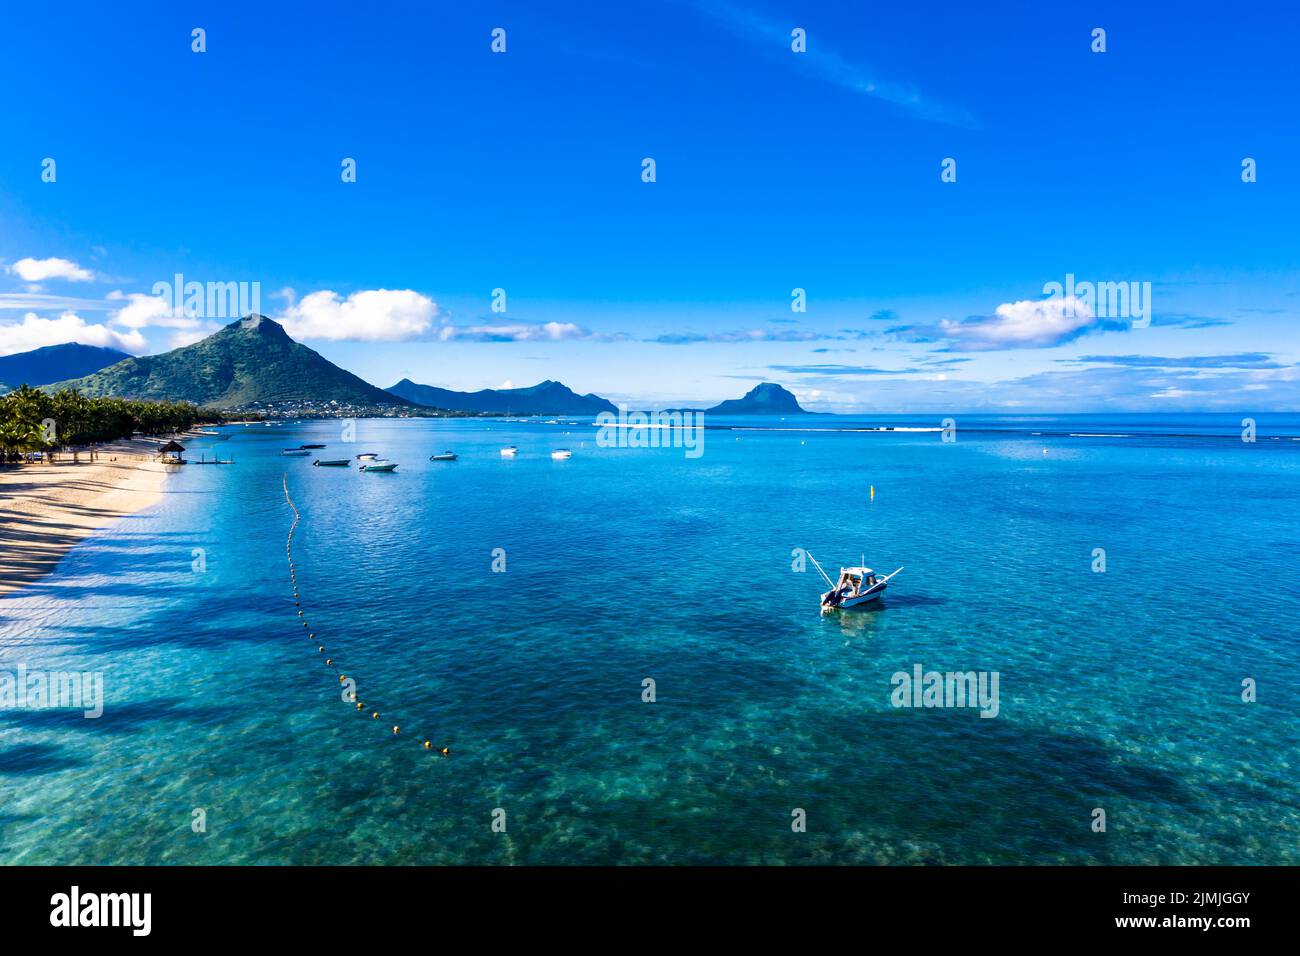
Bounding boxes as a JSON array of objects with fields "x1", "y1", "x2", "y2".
[{"x1": 282, "y1": 473, "x2": 449, "y2": 758}]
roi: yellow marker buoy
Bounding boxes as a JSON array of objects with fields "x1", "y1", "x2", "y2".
[
  {"x1": 440, "y1": 748, "x2": 450, "y2": 757},
  {"x1": 325, "y1": 658, "x2": 333, "y2": 666},
  {"x1": 338, "y1": 675, "x2": 347, "y2": 683},
  {"x1": 423, "y1": 740, "x2": 432, "y2": 749},
  {"x1": 870, "y1": 485, "x2": 875, "y2": 501},
  {"x1": 356, "y1": 702, "x2": 364, "y2": 710},
  {"x1": 372, "y1": 712, "x2": 380, "y2": 720},
  {"x1": 392, "y1": 726, "x2": 400, "y2": 735}
]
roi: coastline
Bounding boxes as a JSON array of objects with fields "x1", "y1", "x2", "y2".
[{"x1": 0, "y1": 439, "x2": 173, "y2": 598}]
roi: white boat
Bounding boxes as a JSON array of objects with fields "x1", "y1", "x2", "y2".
[
  {"x1": 806, "y1": 552, "x2": 902, "y2": 611},
  {"x1": 356, "y1": 453, "x2": 378, "y2": 461},
  {"x1": 429, "y1": 451, "x2": 458, "y2": 461},
  {"x1": 360, "y1": 460, "x2": 398, "y2": 472},
  {"x1": 500, "y1": 446, "x2": 518, "y2": 457},
  {"x1": 281, "y1": 448, "x2": 311, "y2": 457},
  {"x1": 551, "y1": 449, "x2": 573, "y2": 460}
]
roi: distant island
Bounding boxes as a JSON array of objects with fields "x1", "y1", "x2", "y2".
[{"x1": 705, "y1": 382, "x2": 809, "y2": 415}]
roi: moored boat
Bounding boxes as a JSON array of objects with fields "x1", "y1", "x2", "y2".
[
  {"x1": 299, "y1": 444, "x2": 326, "y2": 449},
  {"x1": 360, "y1": 459, "x2": 398, "y2": 472},
  {"x1": 551, "y1": 448, "x2": 573, "y2": 460},
  {"x1": 806, "y1": 552, "x2": 902, "y2": 612},
  {"x1": 429, "y1": 452, "x2": 458, "y2": 461},
  {"x1": 500, "y1": 446, "x2": 518, "y2": 457},
  {"x1": 313, "y1": 459, "x2": 350, "y2": 467},
  {"x1": 281, "y1": 448, "x2": 311, "y2": 456},
  {"x1": 356, "y1": 453, "x2": 378, "y2": 460}
]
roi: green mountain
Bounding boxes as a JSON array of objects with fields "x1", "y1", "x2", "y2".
[
  {"x1": 48, "y1": 315, "x2": 408, "y2": 410},
  {"x1": 387, "y1": 378, "x2": 618, "y2": 415},
  {"x1": 0, "y1": 343, "x2": 132, "y2": 387},
  {"x1": 707, "y1": 382, "x2": 807, "y2": 414}
]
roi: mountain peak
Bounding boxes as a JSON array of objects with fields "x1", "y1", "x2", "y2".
[
  {"x1": 224, "y1": 314, "x2": 290, "y2": 339},
  {"x1": 707, "y1": 382, "x2": 807, "y2": 415},
  {"x1": 0, "y1": 342, "x2": 132, "y2": 388}
]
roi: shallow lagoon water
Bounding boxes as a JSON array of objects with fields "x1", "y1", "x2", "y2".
[{"x1": 2, "y1": 414, "x2": 1298, "y2": 864}]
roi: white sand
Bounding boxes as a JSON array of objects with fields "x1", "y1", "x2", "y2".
[{"x1": 0, "y1": 439, "x2": 172, "y2": 597}]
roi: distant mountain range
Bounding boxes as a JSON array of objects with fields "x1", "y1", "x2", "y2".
[
  {"x1": 27, "y1": 317, "x2": 809, "y2": 417},
  {"x1": 387, "y1": 378, "x2": 618, "y2": 415},
  {"x1": 48, "y1": 315, "x2": 409, "y2": 410},
  {"x1": 0, "y1": 343, "x2": 131, "y2": 388}
]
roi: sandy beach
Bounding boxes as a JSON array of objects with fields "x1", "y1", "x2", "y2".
[{"x1": 0, "y1": 439, "x2": 173, "y2": 598}]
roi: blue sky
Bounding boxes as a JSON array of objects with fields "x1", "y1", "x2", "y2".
[{"x1": 1, "y1": 0, "x2": 1298, "y2": 411}]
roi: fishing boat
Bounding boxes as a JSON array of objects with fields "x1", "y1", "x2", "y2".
[
  {"x1": 806, "y1": 552, "x2": 902, "y2": 611},
  {"x1": 281, "y1": 448, "x2": 311, "y2": 457},
  {"x1": 551, "y1": 449, "x2": 573, "y2": 460},
  {"x1": 429, "y1": 451, "x2": 458, "y2": 461},
  {"x1": 500, "y1": 446, "x2": 519, "y2": 457},
  {"x1": 356, "y1": 453, "x2": 379, "y2": 461},
  {"x1": 360, "y1": 460, "x2": 398, "y2": 472},
  {"x1": 313, "y1": 459, "x2": 350, "y2": 467}
]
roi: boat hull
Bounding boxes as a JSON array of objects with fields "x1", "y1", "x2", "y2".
[{"x1": 821, "y1": 582, "x2": 887, "y2": 610}]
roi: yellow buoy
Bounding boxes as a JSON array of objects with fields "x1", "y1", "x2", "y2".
[
  {"x1": 392, "y1": 726, "x2": 400, "y2": 735},
  {"x1": 356, "y1": 702, "x2": 364, "y2": 710},
  {"x1": 372, "y1": 712, "x2": 380, "y2": 720},
  {"x1": 423, "y1": 740, "x2": 432, "y2": 749},
  {"x1": 325, "y1": 658, "x2": 333, "y2": 666},
  {"x1": 338, "y1": 675, "x2": 347, "y2": 683},
  {"x1": 440, "y1": 748, "x2": 450, "y2": 757}
]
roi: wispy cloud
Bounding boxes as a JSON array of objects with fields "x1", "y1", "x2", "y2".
[
  {"x1": 1067, "y1": 353, "x2": 1284, "y2": 370},
  {"x1": 439, "y1": 320, "x2": 617, "y2": 343},
  {"x1": 652, "y1": 328, "x2": 827, "y2": 344},
  {"x1": 687, "y1": 0, "x2": 978, "y2": 127}
]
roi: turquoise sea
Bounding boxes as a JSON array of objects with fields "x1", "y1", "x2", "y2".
[{"x1": 2, "y1": 413, "x2": 1298, "y2": 864}]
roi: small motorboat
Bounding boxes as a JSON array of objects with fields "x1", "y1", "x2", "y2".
[
  {"x1": 281, "y1": 448, "x2": 311, "y2": 456},
  {"x1": 299, "y1": 443, "x2": 326, "y2": 450},
  {"x1": 313, "y1": 459, "x2": 350, "y2": 467},
  {"x1": 429, "y1": 452, "x2": 458, "y2": 461},
  {"x1": 551, "y1": 449, "x2": 573, "y2": 460},
  {"x1": 360, "y1": 460, "x2": 398, "y2": 472},
  {"x1": 806, "y1": 552, "x2": 902, "y2": 612},
  {"x1": 500, "y1": 446, "x2": 518, "y2": 457},
  {"x1": 356, "y1": 453, "x2": 379, "y2": 461}
]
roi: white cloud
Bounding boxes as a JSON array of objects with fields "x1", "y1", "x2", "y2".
[
  {"x1": 934, "y1": 296, "x2": 1127, "y2": 351},
  {"x1": 107, "y1": 291, "x2": 204, "y2": 329},
  {"x1": 0, "y1": 312, "x2": 147, "y2": 356},
  {"x1": 7, "y1": 257, "x2": 95, "y2": 283},
  {"x1": 278, "y1": 289, "x2": 437, "y2": 342}
]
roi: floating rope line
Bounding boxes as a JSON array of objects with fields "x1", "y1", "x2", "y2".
[{"x1": 282, "y1": 473, "x2": 450, "y2": 757}]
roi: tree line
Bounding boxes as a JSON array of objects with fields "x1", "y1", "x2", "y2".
[{"x1": 0, "y1": 385, "x2": 226, "y2": 462}]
